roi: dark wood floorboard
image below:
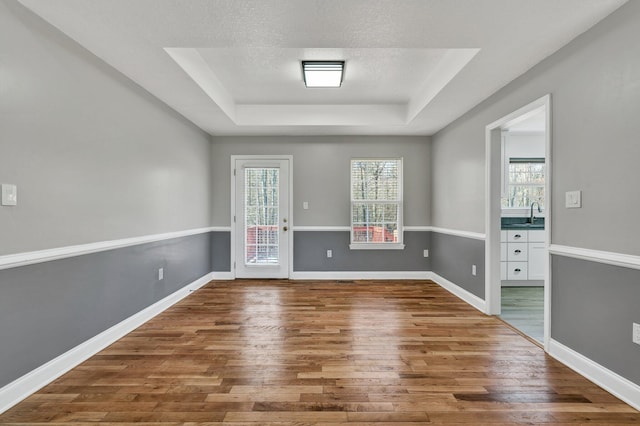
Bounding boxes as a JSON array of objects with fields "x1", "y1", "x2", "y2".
[{"x1": 1, "y1": 279, "x2": 638, "y2": 425}]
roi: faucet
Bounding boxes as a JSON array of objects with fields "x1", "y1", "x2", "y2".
[{"x1": 530, "y1": 201, "x2": 542, "y2": 224}]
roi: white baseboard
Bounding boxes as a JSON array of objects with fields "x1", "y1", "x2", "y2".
[
  {"x1": 210, "y1": 271, "x2": 234, "y2": 280},
  {"x1": 0, "y1": 272, "x2": 214, "y2": 415},
  {"x1": 290, "y1": 271, "x2": 431, "y2": 280},
  {"x1": 548, "y1": 339, "x2": 640, "y2": 411},
  {"x1": 428, "y1": 272, "x2": 487, "y2": 313}
]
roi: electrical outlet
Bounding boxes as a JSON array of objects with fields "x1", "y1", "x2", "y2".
[
  {"x1": 423, "y1": 249, "x2": 429, "y2": 258},
  {"x1": 326, "y1": 249, "x2": 332, "y2": 258},
  {"x1": 633, "y1": 323, "x2": 640, "y2": 345},
  {"x1": 471, "y1": 264, "x2": 477, "y2": 276},
  {"x1": 158, "y1": 268, "x2": 164, "y2": 280}
]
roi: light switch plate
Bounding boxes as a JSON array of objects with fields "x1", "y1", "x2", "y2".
[
  {"x1": 1, "y1": 184, "x2": 17, "y2": 206},
  {"x1": 565, "y1": 190, "x2": 581, "y2": 208}
]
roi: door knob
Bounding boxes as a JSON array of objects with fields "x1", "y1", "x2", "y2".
[{"x1": 283, "y1": 226, "x2": 288, "y2": 232}]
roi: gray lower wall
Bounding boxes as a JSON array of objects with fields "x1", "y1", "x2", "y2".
[
  {"x1": 293, "y1": 231, "x2": 430, "y2": 272},
  {"x1": 211, "y1": 232, "x2": 231, "y2": 272},
  {"x1": 430, "y1": 232, "x2": 485, "y2": 299},
  {"x1": 0, "y1": 233, "x2": 211, "y2": 388},
  {"x1": 551, "y1": 255, "x2": 640, "y2": 386}
]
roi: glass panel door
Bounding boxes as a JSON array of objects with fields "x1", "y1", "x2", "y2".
[{"x1": 234, "y1": 157, "x2": 290, "y2": 278}]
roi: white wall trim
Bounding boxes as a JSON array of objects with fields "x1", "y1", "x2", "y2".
[
  {"x1": 548, "y1": 339, "x2": 640, "y2": 411},
  {"x1": 0, "y1": 272, "x2": 214, "y2": 415},
  {"x1": 428, "y1": 272, "x2": 487, "y2": 313},
  {"x1": 549, "y1": 244, "x2": 640, "y2": 271},
  {"x1": 403, "y1": 226, "x2": 432, "y2": 232},
  {"x1": 291, "y1": 271, "x2": 430, "y2": 280},
  {"x1": 291, "y1": 226, "x2": 432, "y2": 232},
  {"x1": 210, "y1": 226, "x2": 232, "y2": 232},
  {"x1": 430, "y1": 226, "x2": 486, "y2": 241},
  {"x1": 292, "y1": 226, "x2": 351, "y2": 232},
  {"x1": 0, "y1": 227, "x2": 216, "y2": 271}
]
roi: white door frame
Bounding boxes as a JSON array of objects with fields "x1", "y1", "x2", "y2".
[
  {"x1": 484, "y1": 94, "x2": 552, "y2": 350},
  {"x1": 230, "y1": 155, "x2": 294, "y2": 279}
]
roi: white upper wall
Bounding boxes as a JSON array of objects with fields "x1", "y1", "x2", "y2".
[
  {"x1": 0, "y1": 1, "x2": 212, "y2": 255},
  {"x1": 431, "y1": 0, "x2": 640, "y2": 256},
  {"x1": 211, "y1": 136, "x2": 431, "y2": 227},
  {"x1": 504, "y1": 132, "x2": 545, "y2": 159}
]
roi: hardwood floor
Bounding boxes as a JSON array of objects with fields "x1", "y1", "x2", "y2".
[{"x1": 1, "y1": 279, "x2": 638, "y2": 425}]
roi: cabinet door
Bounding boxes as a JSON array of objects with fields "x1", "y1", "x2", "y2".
[
  {"x1": 528, "y1": 242, "x2": 546, "y2": 280},
  {"x1": 500, "y1": 261, "x2": 507, "y2": 280},
  {"x1": 529, "y1": 230, "x2": 545, "y2": 243},
  {"x1": 500, "y1": 243, "x2": 507, "y2": 261}
]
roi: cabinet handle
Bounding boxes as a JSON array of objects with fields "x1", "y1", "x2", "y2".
[
  {"x1": 514, "y1": 249, "x2": 521, "y2": 253},
  {"x1": 514, "y1": 234, "x2": 522, "y2": 238},
  {"x1": 514, "y1": 268, "x2": 521, "y2": 272}
]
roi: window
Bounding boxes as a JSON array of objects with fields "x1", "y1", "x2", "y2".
[
  {"x1": 350, "y1": 158, "x2": 404, "y2": 249},
  {"x1": 502, "y1": 158, "x2": 545, "y2": 208}
]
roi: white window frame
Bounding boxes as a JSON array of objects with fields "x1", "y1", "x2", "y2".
[{"x1": 349, "y1": 158, "x2": 404, "y2": 250}]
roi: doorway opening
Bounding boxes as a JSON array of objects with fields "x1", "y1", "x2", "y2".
[
  {"x1": 485, "y1": 95, "x2": 551, "y2": 348},
  {"x1": 231, "y1": 155, "x2": 293, "y2": 279}
]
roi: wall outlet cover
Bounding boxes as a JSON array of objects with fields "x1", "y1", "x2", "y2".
[
  {"x1": 158, "y1": 268, "x2": 164, "y2": 280},
  {"x1": 633, "y1": 323, "x2": 640, "y2": 345},
  {"x1": 1, "y1": 184, "x2": 17, "y2": 206},
  {"x1": 565, "y1": 190, "x2": 582, "y2": 208},
  {"x1": 326, "y1": 249, "x2": 332, "y2": 258},
  {"x1": 423, "y1": 249, "x2": 429, "y2": 258}
]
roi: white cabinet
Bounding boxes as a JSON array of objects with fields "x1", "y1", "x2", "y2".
[
  {"x1": 507, "y1": 230, "x2": 528, "y2": 243},
  {"x1": 528, "y1": 242, "x2": 546, "y2": 280},
  {"x1": 507, "y1": 261, "x2": 528, "y2": 280},
  {"x1": 507, "y1": 242, "x2": 528, "y2": 261},
  {"x1": 501, "y1": 228, "x2": 546, "y2": 282}
]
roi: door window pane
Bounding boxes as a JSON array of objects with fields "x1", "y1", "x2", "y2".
[{"x1": 245, "y1": 167, "x2": 279, "y2": 264}]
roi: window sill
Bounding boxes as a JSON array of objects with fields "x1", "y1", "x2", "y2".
[{"x1": 349, "y1": 243, "x2": 405, "y2": 250}]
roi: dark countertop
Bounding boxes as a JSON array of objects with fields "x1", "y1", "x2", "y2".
[{"x1": 501, "y1": 217, "x2": 545, "y2": 230}]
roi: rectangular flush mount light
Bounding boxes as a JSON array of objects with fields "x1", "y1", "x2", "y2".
[{"x1": 302, "y1": 61, "x2": 344, "y2": 88}]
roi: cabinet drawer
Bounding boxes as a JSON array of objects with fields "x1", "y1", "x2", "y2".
[
  {"x1": 507, "y1": 262, "x2": 528, "y2": 280},
  {"x1": 507, "y1": 243, "x2": 528, "y2": 261},
  {"x1": 507, "y1": 230, "x2": 528, "y2": 242}
]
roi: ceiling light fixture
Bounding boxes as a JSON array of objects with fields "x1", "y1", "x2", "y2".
[{"x1": 302, "y1": 61, "x2": 345, "y2": 88}]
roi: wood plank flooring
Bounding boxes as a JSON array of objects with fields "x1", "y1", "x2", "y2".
[
  {"x1": 1, "y1": 279, "x2": 638, "y2": 425},
  {"x1": 500, "y1": 286, "x2": 544, "y2": 344}
]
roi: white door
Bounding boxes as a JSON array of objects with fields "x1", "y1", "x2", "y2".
[{"x1": 233, "y1": 157, "x2": 291, "y2": 278}]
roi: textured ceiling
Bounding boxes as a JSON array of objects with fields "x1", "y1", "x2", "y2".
[{"x1": 18, "y1": 0, "x2": 628, "y2": 136}]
